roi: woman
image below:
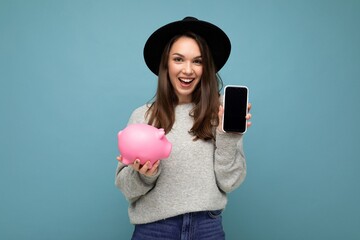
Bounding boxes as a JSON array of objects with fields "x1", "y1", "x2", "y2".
[{"x1": 115, "y1": 16, "x2": 252, "y2": 240}]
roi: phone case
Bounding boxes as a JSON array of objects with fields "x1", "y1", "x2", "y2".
[{"x1": 222, "y1": 85, "x2": 249, "y2": 134}]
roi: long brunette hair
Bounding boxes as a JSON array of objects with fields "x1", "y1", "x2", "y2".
[{"x1": 146, "y1": 32, "x2": 223, "y2": 141}]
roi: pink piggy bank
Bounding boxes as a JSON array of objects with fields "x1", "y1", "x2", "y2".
[{"x1": 117, "y1": 123, "x2": 172, "y2": 168}]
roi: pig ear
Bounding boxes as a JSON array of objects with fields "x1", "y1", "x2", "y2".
[{"x1": 157, "y1": 129, "x2": 165, "y2": 139}]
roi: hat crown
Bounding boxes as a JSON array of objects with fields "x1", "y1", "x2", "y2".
[{"x1": 182, "y1": 16, "x2": 198, "y2": 21}]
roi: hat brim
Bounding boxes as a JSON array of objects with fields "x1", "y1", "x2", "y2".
[{"x1": 143, "y1": 17, "x2": 231, "y2": 76}]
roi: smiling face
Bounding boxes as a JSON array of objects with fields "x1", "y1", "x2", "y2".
[{"x1": 167, "y1": 36, "x2": 203, "y2": 104}]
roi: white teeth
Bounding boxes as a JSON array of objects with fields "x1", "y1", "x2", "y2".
[{"x1": 179, "y1": 78, "x2": 193, "y2": 83}]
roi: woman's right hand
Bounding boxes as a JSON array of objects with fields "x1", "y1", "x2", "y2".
[{"x1": 117, "y1": 156, "x2": 160, "y2": 177}]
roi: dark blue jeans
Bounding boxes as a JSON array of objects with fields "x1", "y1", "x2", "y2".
[{"x1": 131, "y1": 210, "x2": 225, "y2": 240}]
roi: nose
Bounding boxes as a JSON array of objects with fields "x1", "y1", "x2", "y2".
[{"x1": 182, "y1": 62, "x2": 193, "y2": 75}]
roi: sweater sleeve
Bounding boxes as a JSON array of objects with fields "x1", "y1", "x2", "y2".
[
  {"x1": 115, "y1": 162, "x2": 161, "y2": 203},
  {"x1": 214, "y1": 130, "x2": 247, "y2": 193},
  {"x1": 114, "y1": 105, "x2": 161, "y2": 203}
]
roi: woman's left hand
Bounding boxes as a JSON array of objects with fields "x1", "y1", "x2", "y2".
[
  {"x1": 246, "y1": 103, "x2": 252, "y2": 128},
  {"x1": 217, "y1": 103, "x2": 252, "y2": 132}
]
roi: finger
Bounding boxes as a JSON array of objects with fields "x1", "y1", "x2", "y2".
[
  {"x1": 246, "y1": 113, "x2": 252, "y2": 120},
  {"x1": 247, "y1": 102, "x2": 252, "y2": 112},
  {"x1": 116, "y1": 156, "x2": 122, "y2": 162},
  {"x1": 247, "y1": 121, "x2": 252, "y2": 128},
  {"x1": 147, "y1": 160, "x2": 160, "y2": 175},
  {"x1": 139, "y1": 161, "x2": 151, "y2": 175},
  {"x1": 218, "y1": 105, "x2": 224, "y2": 116},
  {"x1": 132, "y1": 159, "x2": 141, "y2": 171},
  {"x1": 217, "y1": 105, "x2": 224, "y2": 131}
]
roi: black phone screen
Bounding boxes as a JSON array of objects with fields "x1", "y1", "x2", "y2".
[{"x1": 223, "y1": 86, "x2": 248, "y2": 133}]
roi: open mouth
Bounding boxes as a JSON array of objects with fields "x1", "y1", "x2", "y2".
[{"x1": 179, "y1": 78, "x2": 194, "y2": 86}]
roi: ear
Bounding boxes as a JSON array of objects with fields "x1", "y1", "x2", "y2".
[{"x1": 157, "y1": 129, "x2": 165, "y2": 139}]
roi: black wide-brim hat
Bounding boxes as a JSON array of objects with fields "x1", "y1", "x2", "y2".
[{"x1": 143, "y1": 16, "x2": 231, "y2": 76}]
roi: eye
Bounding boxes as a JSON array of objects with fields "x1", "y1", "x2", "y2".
[
  {"x1": 193, "y1": 58, "x2": 202, "y2": 65},
  {"x1": 173, "y1": 57, "x2": 183, "y2": 62}
]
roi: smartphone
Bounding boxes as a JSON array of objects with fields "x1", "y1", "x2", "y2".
[{"x1": 222, "y1": 85, "x2": 249, "y2": 134}]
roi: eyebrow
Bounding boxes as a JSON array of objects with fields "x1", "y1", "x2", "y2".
[{"x1": 171, "y1": 53, "x2": 202, "y2": 59}]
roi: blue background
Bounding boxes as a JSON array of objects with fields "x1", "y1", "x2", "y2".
[{"x1": 1, "y1": 0, "x2": 359, "y2": 239}]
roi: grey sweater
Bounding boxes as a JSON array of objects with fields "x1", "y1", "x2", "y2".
[{"x1": 115, "y1": 103, "x2": 246, "y2": 224}]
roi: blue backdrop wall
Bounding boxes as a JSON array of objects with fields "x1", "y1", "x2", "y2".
[{"x1": 1, "y1": 0, "x2": 359, "y2": 239}]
